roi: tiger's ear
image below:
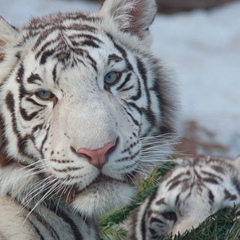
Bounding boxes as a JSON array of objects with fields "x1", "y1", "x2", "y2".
[
  {"x1": 99, "y1": 0, "x2": 157, "y2": 39},
  {"x1": 0, "y1": 17, "x2": 19, "y2": 62},
  {"x1": 234, "y1": 156, "x2": 240, "y2": 172}
]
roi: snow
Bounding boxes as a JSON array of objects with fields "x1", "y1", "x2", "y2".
[
  {"x1": 1, "y1": 0, "x2": 239, "y2": 158},
  {"x1": 0, "y1": 0, "x2": 98, "y2": 24}
]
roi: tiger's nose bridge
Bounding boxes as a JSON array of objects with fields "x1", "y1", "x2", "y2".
[
  {"x1": 67, "y1": 95, "x2": 118, "y2": 159},
  {"x1": 70, "y1": 94, "x2": 116, "y2": 127}
]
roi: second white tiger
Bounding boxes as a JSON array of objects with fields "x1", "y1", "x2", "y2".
[{"x1": 128, "y1": 155, "x2": 240, "y2": 240}]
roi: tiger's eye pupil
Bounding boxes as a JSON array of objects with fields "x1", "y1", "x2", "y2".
[
  {"x1": 36, "y1": 90, "x2": 53, "y2": 100},
  {"x1": 104, "y1": 72, "x2": 119, "y2": 85}
]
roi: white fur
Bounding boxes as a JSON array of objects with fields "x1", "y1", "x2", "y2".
[
  {"x1": 0, "y1": 196, "x2": 40, "y2": 240},
  {"x1": 0, "y1": 0, "x2": 179, "y2": 238}
]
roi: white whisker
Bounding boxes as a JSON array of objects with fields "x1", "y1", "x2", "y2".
[
  {"x1": 24, "y1": 180, "x2": 60, "y2": 221},
  {"x1": 22, "y1": 176, "x2": 55, "y2": 207}
]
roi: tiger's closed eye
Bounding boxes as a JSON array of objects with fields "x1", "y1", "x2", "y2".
[{"x1": 162, "y1": 211, "x2": 177, "y2": 221}]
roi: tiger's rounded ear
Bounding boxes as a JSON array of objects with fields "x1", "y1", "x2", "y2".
[
  {"x1": 99, "y1": 0, "x2": 157, "y2": 39},
  {"x1": 0, "y1": 17, "x2": 19, "y2": 62},
  {"x1": 234, "y1": 156, "x2": 240, "y2": 172}
]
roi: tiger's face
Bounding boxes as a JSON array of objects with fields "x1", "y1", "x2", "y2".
[{"x1": 0, "y1": 0, "x2": 179, "y2": 218}]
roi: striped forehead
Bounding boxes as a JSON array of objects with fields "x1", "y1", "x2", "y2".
[{"x1": 23, "y1": 13, "x2": 113, "y2": 68}]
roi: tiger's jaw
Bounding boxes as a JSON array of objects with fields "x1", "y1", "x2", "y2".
[{"x1": 69, "y1": 176, "x2": 136, "y2": 218}]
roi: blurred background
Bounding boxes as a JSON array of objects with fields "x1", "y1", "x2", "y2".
[
  {"x1": 0, "y1": 0, "x2": 239, "y2": 158},
  {"x1": 156, "y1": 0, "x2": 239, "y2": 12}
]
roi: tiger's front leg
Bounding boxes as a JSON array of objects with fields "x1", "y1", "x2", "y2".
[{"x1": 0, "y1": 196, "x2": 41, "y2": 240}]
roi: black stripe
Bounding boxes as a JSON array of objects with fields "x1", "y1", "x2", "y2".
[
  {"x1": 35, "y1": 38, "x2": 59, "y2": 60},
  {"x1": 126, "y1": 101, "x2": 142, "y2": 116},
  {"x1": 141, "y1": 108, "x2": 157, "y2": 130},
  {"x1": 32, "y1": 124, "x2": 44, "y2": 134},
  {"x1": 121, "y1": 99, "x2": 137, "y2": 111},
  {"x1": 48, "y1": 205, "x2": 84, "y2": 240},
  {"x1": 141, "y1": 189, "x2": 158, "y2": 240},
  {"x1": 125, "y1": 109, "x2": 140, "y2": 126},
  {"x1": 52, "y1": 64, "x2": 57, "y2": 83},
  {"x1": 82, "y1": 50, "x2": 97, "y2": 72},
  {"x1": 40, "y1": 49, "x2": 56, "y2": 64},
  {"x1": 27, "y1": 219, "x2": 45, "y2": 240},
  {"x1": 0, "y1": 114, "x2": 8, "y2": 151},
  {"x1": 16, "y1": 63, "x2": 25, "y2": 83},
  {"x1": 33, "y1": 27, "x2": 59, "y2": 51},
  {"x1": 150, "y1": 217, "x2": 164, "y2": 225},
  {"x1": 175, "y1": 193, "x2": 180, "y2": 206},
  {"x1": 168, "y1": 180, "x2": 183, "y2": 191},
  {"x1": 5, "y1": 92, "x2": 36, "y2": 160},
  {"x1": 60, "y1": 14, "x2": 99, "y2": 22},
  {"x1": 224, "y1": 189, "x2": 237, "y2": 201},
  {"x1": 232, "y1": 176, "x2": 240, "y2": 195},
  {"x1": 107, "y1": 53, "x2": 123, "y2": 64},
  {"x1": 26, "y1": 97, "x2": 47, "y2": 107},
  {"x1": 5, "y1": 96, "x2": 13, "y2": 117},
  {"x1": 79, "y1": 40, "x2": 100, "y2": 48},
  {"x1": 116, "y1": 73, "x2": 132, "y2": 91},
  {"x1": 17, "y1": 64, "x2": 36, "y2": 102},
  {"x1": 211, "y1": 165, "x2": 225, "y2": 174},
  {"x1": 55, "y1": 47, "x2": 97, "y2": 72},
  {"x1": 107, "y1": 34, "x2": 133, "y2": 71},
  {"x1": 29, "y1": 210, "x2": 61, "y2": 240},
  {"x1": 166, "y1": 172, "x2": 185, "y2": 188},
  {"x1": 136, "y1": 57, "x2": 158, "y2": 134},
  {"x1": 203, "y1": 177, "x2": 219, "y2": 185},
  {"x1": 120, "y1": 85, "x2": 134, "y2": 92},
  {"x1": 136, "y1": 58, "x2": 158, "y2": 124},
  {"x1": 69, "y1": 34, "x2": 103, "y2": 44},
  {"x1": 39, "y1": 126, "x2": 50, "y2": 158},
  {"x1": 27, "y1": 73, "x2": 42, "y2": 84},
  {"x1": 136, "y1": 57, "x2": 150, "y2": 106},
  {"x1": 5, "y1": 92, "x2": 18, "y2": 134},
  {"x1": 208, "y1": 189, "x2": 215, "y2": 204},
  {"x1": 129, "y1": 78, "x2": 142, "y2": 101},
  {"x1": 151, "y1": 62, "x2": 176, "y2": 135},
  {"x1": 64, "y1": 23, "x2": 97, "y2": 33},
  {"x1": 20, "y1": 107, "x2": 39, "y2": 121},
  {"x1": 202, "y1": 170, "x2": 223, "y2": 181}
]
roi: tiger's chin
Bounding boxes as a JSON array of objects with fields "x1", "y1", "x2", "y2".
[{"x1": 70, "y1": 181, "x2": 136, "y2": 219}]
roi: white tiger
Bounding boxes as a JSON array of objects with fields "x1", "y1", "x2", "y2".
[
  {"x1": 0, "y1": 0, "x2": 179, "y2": 239},
  {"x1": 127, "y1": 155, "x2": 240, "y2": 240}
]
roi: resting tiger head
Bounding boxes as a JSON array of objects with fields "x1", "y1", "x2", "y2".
[{"x1": 0, "y1": 0, "x2": 179, "y2": 218}]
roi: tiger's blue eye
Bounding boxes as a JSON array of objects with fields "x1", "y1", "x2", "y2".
[
  {"x1": 104, "y1": 72, "x2": 120, "y2": 85},
  {"x1": 35, "y1": 90, "x2": 54, "y2": 100}
]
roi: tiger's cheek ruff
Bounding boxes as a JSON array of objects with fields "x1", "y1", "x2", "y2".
[{"x1": 1, "y1": 81, "x2": 52, "y2": 164}]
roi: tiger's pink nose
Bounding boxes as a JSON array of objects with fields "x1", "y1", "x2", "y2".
[{"x1": 77, "y1": 142, "x2": 116, "y2": 169}]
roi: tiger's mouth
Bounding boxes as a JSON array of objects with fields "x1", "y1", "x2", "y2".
[
  {"x1": 91, "y1": 173, "x2": 117, "y2": 184},
  {"x1": 87, "y1": 172, "x2": 136, "y2": 188},
  {"x1": 62, "y1": 172, "x2": 135, "y2": 203}
]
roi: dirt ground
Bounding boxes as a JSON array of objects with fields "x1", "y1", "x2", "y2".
[{"x1": 175, "y1": 120, "x2": 231, "y2": 158}]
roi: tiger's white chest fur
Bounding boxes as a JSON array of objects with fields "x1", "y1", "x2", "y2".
[
  {"x1": 128, "y1": 156, "x2": 240, "y2": 240},
  {"x1": 0, "y1": 0, "x2": 179, "y2": 239}
]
